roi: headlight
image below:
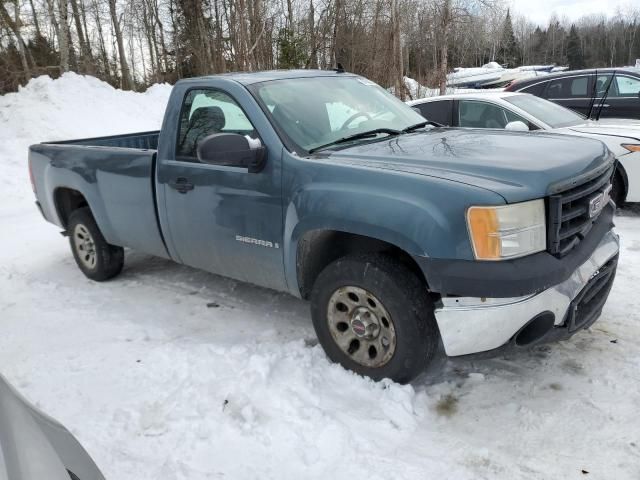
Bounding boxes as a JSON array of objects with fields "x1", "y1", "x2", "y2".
[
  {"x1": 622, "y1": 144, "x2": 640, "y2": 153},
  {"x1": 467, "y1": 199, "x2": 546, "y2": 260}
]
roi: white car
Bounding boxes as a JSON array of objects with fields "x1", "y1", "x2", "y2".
[{"x1": 408, "y1": 92, "x2": 640, "y2": 205}]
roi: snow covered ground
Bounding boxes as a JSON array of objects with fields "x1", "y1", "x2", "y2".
[{"x1": 1, "y1": 74, "x2": 640, "y2": 480}]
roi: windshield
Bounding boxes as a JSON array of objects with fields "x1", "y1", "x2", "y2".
[
  {"x1": 249, "y1": 76, "x2": 425, "y2": 152},
  {"x1": 504, "y1": 94, "x2": 584, "y2": 128}
]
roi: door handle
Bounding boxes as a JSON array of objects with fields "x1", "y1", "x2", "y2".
[{"x1": 169, "y1": 177, "x2": 194, "y2": 194}]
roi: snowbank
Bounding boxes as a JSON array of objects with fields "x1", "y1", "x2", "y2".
[
  {"x1": 0, "y1": 73, "x2": 172, "y2": 204},
  {"x1": 1, "y1": 74, "x2": 640, "y2": 480}
]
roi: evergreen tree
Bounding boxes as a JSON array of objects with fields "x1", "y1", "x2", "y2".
[
  {"x1": 499, "y1": 9, "x2": 520, "y2": 67},
  {"x1": 277, "y1": 28, "x2": 307, "y2": 69},
  {"x1": 566, "y1": 25, "x2": 584, "y2": 69}
]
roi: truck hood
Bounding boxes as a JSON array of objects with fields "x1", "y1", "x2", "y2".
[
  {"x1": 0, "y1": 374, "x2": 105, "y2": 480},
  {"x1": 326, "y1": 128, "x2": 612, "y2": 203}
]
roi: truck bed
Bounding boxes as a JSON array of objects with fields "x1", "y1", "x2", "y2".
[
  {"x1": 29, "y1": 133, "x2": 168, "y2": 259},
  {"x1": 47, "y1": 131, "x2": 160, "y2": 150}
]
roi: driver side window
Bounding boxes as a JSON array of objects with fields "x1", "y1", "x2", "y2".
[
  {"x1": 176, "y1": 89, "x2": 256, "y2": 161},
  {"x1": 458, "y1": 100, "x2": 537, "y2": 130},
  {"x1": 614, "y1": 76, "x2": 640, "y2": 97},
  {"x1": 458, "y1": 100, "x2": 508, "y2": 129}
]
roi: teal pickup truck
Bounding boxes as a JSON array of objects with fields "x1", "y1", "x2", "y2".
[{"x1": 29, "y1": 70, "x2": 619, "y2": 383}]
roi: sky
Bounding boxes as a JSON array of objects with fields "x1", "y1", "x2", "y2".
[{"x1": 509, "y1": 0, "x2": 637, "y2": 26}]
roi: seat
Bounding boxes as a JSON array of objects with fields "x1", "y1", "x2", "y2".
[{"x1": 179, "y1": 106, "x2": 226, "y2": 158}]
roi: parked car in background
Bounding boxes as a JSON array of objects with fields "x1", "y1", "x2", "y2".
[
  {"x1": 30, "y1": 71, "x2": 619, "y2": 383},
  {"x1": 408, "y1": 92, "x2": 640, "y2": 205},
  {"x1": 0, "y1": 373, "x2": 104, "y2": 480},
  {"x1": 504, "y1": 68, "x2": 640, "y2": 119}
]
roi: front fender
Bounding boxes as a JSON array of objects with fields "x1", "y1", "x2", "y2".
[{"x1": 282, "y1": 159, "x2": 505, "y2": 296}]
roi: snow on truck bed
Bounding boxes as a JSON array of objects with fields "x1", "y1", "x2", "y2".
[{"x1": 1, "y1": 74, "x2": 639, "y2": 480}]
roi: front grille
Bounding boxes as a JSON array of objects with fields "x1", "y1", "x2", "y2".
[
  {"x1": 547, "y1": 166, "x2": 614, "y2": 257},
  {"x1": 565, "y1": 255, "x2": 617, "y2": 332}
]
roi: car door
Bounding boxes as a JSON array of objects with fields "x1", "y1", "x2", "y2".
[
  {"x1": 595, "y1": 74, "x2": 640, "y2": 119},
  {"x1": 544, "y1": 75, "x2": 593, "y2": 116},
  {"x1": 157, "y1": 86, "x2": 287, "y2": 291}
]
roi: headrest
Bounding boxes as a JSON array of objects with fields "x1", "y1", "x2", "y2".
[{"x1": 189, "y1": 106, "x2": 226, "y2": 131}]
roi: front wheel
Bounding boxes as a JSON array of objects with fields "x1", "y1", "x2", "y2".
[
  {"x1": 68, "y1": 207, "x2": 124, "y2": 281},
  {"x1": 310, "y1": 254, "x2": 439, "y2": 384}
]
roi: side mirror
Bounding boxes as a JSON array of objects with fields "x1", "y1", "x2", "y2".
[
  {"x1": 505, "y1": 120, "x2": 530, "y2": 132},
  {"x1": 197, "y1": 133, "x2": 266, "y2": 173}
]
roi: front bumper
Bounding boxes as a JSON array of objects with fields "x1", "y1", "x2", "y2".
[{"x1": 434, "y1": 228, "x2": 620, "y2": 357}]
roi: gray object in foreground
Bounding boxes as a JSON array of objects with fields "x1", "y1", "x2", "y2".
[{"x1": 0, "y1": 374, "x2": 104, "y2": 480}]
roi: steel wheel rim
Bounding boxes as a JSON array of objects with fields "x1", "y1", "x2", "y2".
[
  {"x1": 73, "y1": 224, "x2": 97, "y2": 269},
  {"x1": 327, "y1": 286, "x2": 397, "y2": 368}
]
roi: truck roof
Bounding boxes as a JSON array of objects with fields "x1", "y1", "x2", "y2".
[{"x1": 178, "y1": 69, "x2": 358, "y2": 86}]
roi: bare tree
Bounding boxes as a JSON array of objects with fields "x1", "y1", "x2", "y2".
[
  {"x1": 108, "y1": 0, "x2": 133, "y2": 88},
  {"x1": 0, "y1": 1, "x2": 33, "y2": 80}
]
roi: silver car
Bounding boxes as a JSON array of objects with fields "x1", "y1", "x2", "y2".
[{"x1": 0, "y1": 374, "x2": 104, "y2": 480}]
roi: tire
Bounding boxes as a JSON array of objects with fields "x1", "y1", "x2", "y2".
[
  {"x1": 67, "y1": 207, "x2": 124, "y2": 281},
  {"x1": 611, "y1": 171, "x2": 625, "y2": 208},
  {"x1": 310, "y1": 253, "x2": 439, "y2": 384}
]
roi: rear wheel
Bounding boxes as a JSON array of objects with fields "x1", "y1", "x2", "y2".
[
  {"x1": 310, "y1": 253, "x2": 439, "y2": 384},
  {"x1": 68, "y1": 207, "x2": 124, "y2": 281}
]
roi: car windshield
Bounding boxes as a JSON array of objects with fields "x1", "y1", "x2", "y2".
[
  {"x1": 249, "y1": 76, "x2": 425, "y2": 152},
  {"x1": 504, "y1": 94, "x2": 585, "y2": 128}
]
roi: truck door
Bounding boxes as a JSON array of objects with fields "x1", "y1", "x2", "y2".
[{"x1": 156, "y1": 86, "x2": 286, "y2": 291}]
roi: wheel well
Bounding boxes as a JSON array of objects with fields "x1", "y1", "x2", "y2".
[
  {"x1": 296, "y1": 230, "x2": 428, "y2": 299},
  {"x1": 54, "y1": 188, "x2": 89, "y2": 229},
  {"x1": 615, "y1": 163, "x2": 629, "y2": 200}
]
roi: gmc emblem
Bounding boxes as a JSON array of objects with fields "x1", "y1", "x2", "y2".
[{"x1": 588, "y1": 184, "x2": 612, "y2": 218}]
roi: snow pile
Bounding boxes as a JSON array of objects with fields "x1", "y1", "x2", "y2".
[
  {"x1": 403, "y1": 76, "x2": 504, "y2": 100},
  {"x1": 1, "y1": 74, "x2": 640, "y2": 480},
  {"x1": 0, "y1": 73, "x2": 171, "y2": 203}
]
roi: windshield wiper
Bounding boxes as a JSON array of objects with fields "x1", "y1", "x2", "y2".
[
  {"x1": 308, "y1": 128, "x2": 402, "y2": 154},
  {"x1": 402, "y1": 120, "x2": 442, "y2": 132}
]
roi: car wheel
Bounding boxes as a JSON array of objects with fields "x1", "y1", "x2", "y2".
[
  {"x1": 68, "y1": 207, "x2": 124, "y2": 281},
  {"x1": 310, "y1": 253, "x2": 439, "y2": 384}
]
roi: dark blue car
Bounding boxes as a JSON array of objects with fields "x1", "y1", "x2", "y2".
[{"x1": 505, "y1": 67, "x2": 640, "y2": 119}]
